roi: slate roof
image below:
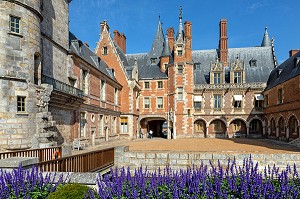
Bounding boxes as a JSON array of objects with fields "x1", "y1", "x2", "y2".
[
  {"x1": 265, "y1": 50, "x2": 300, "y2": 91},
  {"x1": 193, "y1": 46, "x2": 276, "y2": 84},
  {"x1": 261, "y1": 27, "x2": 272, "y2": 47},
  {"x1": 69, "y1": 32, "x2": 118, "y2": 82}
]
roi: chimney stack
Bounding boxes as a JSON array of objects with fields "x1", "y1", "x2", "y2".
[
  {"x1": 113, "y1": 30, "x2": 126, "y2": 54},
  {"x1": 184, "y1": 21, "x2": 192, "y2": 61},
  {"x1": 219, "y1": 19, "x2": 228, "y2": 66},
  {"x1": 289, "y1": 49, "x2": 299, "y2": 57},
  {"x1": 167, "y1": 27, "x2": 174, "y2": 51}
]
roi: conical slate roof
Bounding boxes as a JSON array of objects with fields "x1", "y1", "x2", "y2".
[
  {"x1": 261, "y1": 27, "x2": 271, "y2": 47},
  {"x1": 149, "y1": 17, "x2": 165, "y2": 65}
]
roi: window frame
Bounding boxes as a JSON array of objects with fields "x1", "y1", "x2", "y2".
[
  {"x1": 80, "y1": 112, "x2": 86, "y2": 137},
  {"x1": 177, "y1": 87, "x2": 183, "y2": 100},
  {"x1": 144, "y1": 82, "x2": 150, "y2": 89},
  {"x1": 233, "y1": 71, "x2": 242, "y2": 83},
  {"x1": 178, "y1": 65, "x2": 183, "y2": 74},
  {"x1": 157, "y1": 81, "x2": 163, "y2": 89},
  {"x1": 213, "y1": 73, "x2": 221, "y2": 84},
  {"x1": 100, "y1": 80, "x2": 106, "y2": 101},
  {"x1": 17, "y1": 96, "x2": 26, "y2": 113},
  {"x1": 102, "y1": 46, "x2": 108, "y2": 55},
  {"x1": 144, "y1": 97, "x2": 150, "y2": 109},
  {"x1": 278, "y1": 88, "x2": 283, "y2": 104},
  {"x1": 157, "y1": 97, "x2": 163, "y2": 109},
  {"x1": 10, "y1": 15, "x2": 20, "y2": 34},
  {"x1": 120, "y1": 117, "x2": 128, "y2": 133},
  {"x1": 214, "y1": 94, "x2": 222, "y2": 109}
]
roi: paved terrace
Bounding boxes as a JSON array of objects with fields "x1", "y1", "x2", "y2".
[{"x1": 74, "y1": 138, "x2": 300, "y2": 154}]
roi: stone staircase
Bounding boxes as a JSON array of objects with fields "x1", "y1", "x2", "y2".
[{"x1": 34, "y1": 84, "x2": 58, "y2": 148}]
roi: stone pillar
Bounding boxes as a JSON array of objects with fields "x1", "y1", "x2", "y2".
[
  {"x1": 276, "y1": 126, "x2": 279, "y2": 139},
  {"x1": 206, "y1": 126, "x2": 209, "y2": 138},
  {"x1": 286, "y1": 127, "x2": 289, "y2": 141},
  {"x1": 247, "y1": 126, "x2": 250, "y2": 137}
]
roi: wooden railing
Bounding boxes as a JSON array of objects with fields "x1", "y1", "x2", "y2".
[
  {"x1": 0, "y1": 147, "x2": 62, "y2": 162},
  {"x1": 37, "y1": 148, "x2": 114, "y2": 172}
]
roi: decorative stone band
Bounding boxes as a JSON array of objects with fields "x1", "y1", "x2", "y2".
[{"x1": 194, "y1": 82, "x2": 267, "y2": 92}]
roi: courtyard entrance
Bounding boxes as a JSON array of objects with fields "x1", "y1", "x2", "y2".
[{"x1": 140, "y1": 117, "x2": 167, "y2": 138}]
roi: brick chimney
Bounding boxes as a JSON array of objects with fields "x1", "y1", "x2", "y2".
[
  {"x1": 113, "y1": 30, "x2": 126, "y2": 54},
  {"x1": 219, "y1": 19, "x2": 228, "y2": 66},
  {"x1": 184, "y1": 21, "x2": 192, "y2": 61},
  {"x1": 167, "y1": 27, "x2": 174, "y2": 51},
  {"x1": 100, "y1": 20, "x2": 110, "y2": 34},
  {"x1": 289, "y1": 49, "x2": 299, "y2": 57}
]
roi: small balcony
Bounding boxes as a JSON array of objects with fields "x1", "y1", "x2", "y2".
[{"x1": 42, "y1": 75, "x2": 84, "y2": 98}]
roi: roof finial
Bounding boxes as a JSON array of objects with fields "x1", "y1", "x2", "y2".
[
  {"x1": 179, "y1": 6, "x2": 182, "y2": 20},
  {"x1": 158, "y1": 14, "x2": 161, "y2": 22}
]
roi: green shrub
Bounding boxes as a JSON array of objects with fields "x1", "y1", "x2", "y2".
[{"x1": 48, "y1": 183, "x2": 97, "y2": 199}]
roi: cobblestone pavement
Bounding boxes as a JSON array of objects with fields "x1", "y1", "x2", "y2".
[{"x1": 73, "y1": 138, "x2": 300, "y2": 155}]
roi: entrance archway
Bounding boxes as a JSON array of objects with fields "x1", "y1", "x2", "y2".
[
  {"x1": 270, "y1": 118, "x2": 276, "y2": 137},
  {"x1": 140, "y1": 117, "x2": 167, "y2": 138},
  {"x1": 249, "y1": 119, "x2": 263, "y2": 135},
  {"x1": 278, "y1": 117, "x2": 285, "y2": 138}
]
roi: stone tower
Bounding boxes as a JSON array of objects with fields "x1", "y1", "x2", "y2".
[{"x1": 0, "y1": 0, "x2": 71, "y2": 150}]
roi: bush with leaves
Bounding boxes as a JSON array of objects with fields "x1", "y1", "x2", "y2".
[{"x1": 48, "y1": 183, "x2": 97, "y2": 199}]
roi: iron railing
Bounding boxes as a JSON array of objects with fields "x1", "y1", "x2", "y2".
[
  {"x1": 42, "y1": 74, "x2": 84, "y2": 98},
  {"x1": 0, "y1": 146, "x2": 62, "y2": 162},
  {"x1": 37, "y1": 148, "x2": 114, "y2": 172}
]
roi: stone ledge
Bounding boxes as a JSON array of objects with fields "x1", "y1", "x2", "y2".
[{"x1": 0, "y1": 157, "x2": 38, "y2": 168}]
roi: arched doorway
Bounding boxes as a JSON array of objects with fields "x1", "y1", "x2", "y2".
[
  {"x1": 288, "y1": 116, "x2": 299, "y2": 139},
  {"x1": 278, "y1": 117, "x2": 285, "y2": 139},
  {"x1": 270, "y1": 118, "x2": 276, "y2": 137},
  {"x1": 209, "y1": 119, "x2": 226, "y2": 138},
  {"x1": 229, "y1": 119, "x2": 246, "y2": 137},
  {"x1": 140, "y1": 117, "x2": 167, "y2": 138},
  {"x1": 194, "y1": 119, "x2": 207, "y2": 137},
  {"x1": 249, "y1": 119, "x2": 263, "y2": 135}
]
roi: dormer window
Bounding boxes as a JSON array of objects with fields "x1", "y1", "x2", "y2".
[
  {"x1": 194, "y1": 63, "x2": 201, "y2": 70},
  {"x1": 294, "y1": 57, "x2": 300, "y2": 68},
  {"x1": 250, "y1": 59, "x2": 257, "y2": 67},
  {"x1": 151, "y1": 58, "x2": 156, "y2": 65},
  {"x1": 102, "y1": 46, "x2": 108, "y2": 55}
]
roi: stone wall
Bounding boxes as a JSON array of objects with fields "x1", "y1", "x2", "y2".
[{"x1": 115, "y1": 146, "x2": 300, "y2": 173}]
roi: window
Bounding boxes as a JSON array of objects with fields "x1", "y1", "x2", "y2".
[
  {"x1": 178, "y1": 50, "x2": 183, "y2": 56},
  {"x1": 250, "y1": 59, "x2": 257, "y2": 67},
  {"x1": 278, "y1": 88, "x2": 283, "y2": 104},
  {"x1": 114, "y1": 88, "x2": 118, "y2": 105},
  {"x1": 103, "y1": 46, "x2": 108, "y2": 55},
  {"x1": 17, "y1": 96, "x2": 26, "y2": 113},
  {"x1": 233, "y1": 121, "x2": 241, "y2": 132},
  {"x1": 144, "y1": 97, "x2": 150, "y2": 108},
  {"x1": 187, "y1": 109, "x2": 191, "y2": 116},
  {"x1": 82, "y1": 70, "x2": 88, "y2": 94},
  {"x1": 157, "y1": 81, "x2": 163, "y2": 89},
  {"x1": 194, "y1": 101, "x2": 201, "y2": 109},
  {"x1": 214, "y1": 95, "x2": 221, "y2": 109},
  {"x1": 279, "y1": 118, "x2": 285, "y2": 133},
  {"x1": 178, "y1": 65, "x2": 183, "y2": 74},
  {"x1": 234, "y1": 100, "x2": 242, "y2": 108},
  {"x1": 120, "y1": 117, "x2": 128, "y2": 133},
  {"x1": 157, "y1": 97, "x2": 163, "y2": 108},
  {"x1": 100, "y1": 80, "x2": 106, "y2": 100},
  {"x1": 265, "y1": 94, "x2": 269, "y2": 107},
  {"x1": 112, "y1": 117, "x2": 117, "y2": 134},
  {"x1": 10, "y1": 16, "x2": 20, "y2": 34},
  {"x1": 177, "y1": 87, "x2": 183, "y2": 100},
  {"x1": 99, "y1": 115, "x2": 104, "y2": 136},
  {"x1": 195, "y1": 121, "x2": 205, "y2": 132},
  {"x1": 164, "y1": 64, "x2": 168, "y2": 70},
  {"x1": 194, "y1": 95, "x2": 202, "y2": 110},
  {"x1": 151, "y1": 58, "x2": 156, "y2": 64},
  {"x1": 234, "y1": 72, "x2": 241, "y2": 83},
  {"x1": 213, "y1": 121, "x2": 222, "y2": 132},
  {"x1": 213, "y1": 73, "x2": 221, "y2": 84},
  {"x1": 80, "y1": 112, "x2": 86, "y2": 137},
  {"x1": 233, "y1": 95, "x2": 242, "y2": 108},
  {"x1": 144, "y1": 82, "x2": 150, "y2": 89},
  {"x1": 194, "y1": 63, "x2": 201, "y2": 70},
  {"x1": 255, "y1": 99, "x2": 263, "y2": 108},
  {"x1": 250, "y1": 121, "x2": 259, "y2": 131}
]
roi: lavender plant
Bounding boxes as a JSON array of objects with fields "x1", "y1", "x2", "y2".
[
  {"x1": 0, "y1": 165, "x2": 68, "y2": 199},
  {"x1": 90, "y1": 157, "x2": 300, "y2": 199}
]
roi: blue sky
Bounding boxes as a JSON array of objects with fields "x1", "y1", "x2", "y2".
[{"x1": 69, "y1": 0, "x2": 300, "y2": 64}]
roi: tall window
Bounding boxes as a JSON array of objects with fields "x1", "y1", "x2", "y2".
[
  {"x1": 82, "y1": 70, "x2": 88, "y2": 94},
  {"x1": 80, "y1": 112, "x2": 86, "y2": 137},
  {"x1": 177, "y1": 87, "x2": 183, "y2": 100},
  {"x1": 120, "y1": 117, "x2": 128, "y2": 133},
  {"x1": 234, "y1": 72, "x2": 241, "y2": 83},
  {"x1": 102, "y1": 46, "x2": 108, "y2": 55},
  {"x1": 144, "y1": 82, "x2": 150, "y2": 89},
  {"x1": 114, "y1": 88, "x2": 118, "y2": 105},
  {"x1": 100, "y1": 80, "x2": 106, "y2": 100},
  {"x1": 10, "y1": 16, "x2": 20, "y2": 34},
  {"x1": 250, "y1": 121, "x2": 259, "y2": 131},
  {"x1": 144, "y1": 97, "x2": 150, "y2": 108},
  {"x1": 255, "y1": 99, "x2": 263, "y2": 108},
  {"x1": 99, "y1": 115, "x2": 103, "y2": 136},
  {"x1": 233, "y1": 121, "x2": 241, "y2": 132},
  {"x1": 213, "y1": 121, "x2": 222, "y2": 132},
  {"x1": 17, "y1": 96, "x2": 26, "y2": 113},
  {"x1": 279, "y1": 118, "x2": 285, "y2": 133},
  {"x1": 234, "y1": 100, "x2": 242, "y2": 108},
  {"x1": 195, "y1": 121, "x2": 205, "y2": 132},
  {"x1": 278, "y1": 88, "x2": 283, "y2": 104},
  {"x1": 213, "y1": 73, "x2": 221, "y2": 84},
  {"x1": 265, "y1": 94, "x2": 269, "y2": 107},
  {"x1": 214, "y1": 95, "x2": 222, "y2": 109},
  {"x1": 157, "y1": 81, "x2": 163, "y2": 89},
  {"x1": 112, "y1": 117, "x2": 117, "y2": 134},
  {"x1": 178, "y1": 65, "x2": 183, "y2": 74},
  {"x1": 157, "y1": 97, "x2": 163, "y2": 108}
]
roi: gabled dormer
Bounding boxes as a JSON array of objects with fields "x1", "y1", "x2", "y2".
[
  {"x1": 210, "y1": 58, "x2": 225, "y2": 84},
  {"x1": 230, "y1": 56, "x2": 245, "y2": 84}
]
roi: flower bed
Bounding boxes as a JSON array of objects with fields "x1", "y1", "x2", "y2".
[{"x1": 1, "y1": 157, "x2": 300, "y2": 198}]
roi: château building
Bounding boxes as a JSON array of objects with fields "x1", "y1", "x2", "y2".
[{"x1": 0, "y1": 1, "x2": 298, "y2": 151}]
